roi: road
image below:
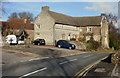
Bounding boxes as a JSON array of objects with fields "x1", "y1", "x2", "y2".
[{"x1": 2, "y1": 52, "x2": 110, "y2": 78}]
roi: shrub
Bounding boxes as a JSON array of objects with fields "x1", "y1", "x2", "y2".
[
  {"x1": 78, "y1": 37, "x2": 86, "y2": 42},
  {"x1": 109, "y1": 36, "x2": 120, "y2": 50},
  {"x1": 70, "y1": 38, "x2": 76, "y2": 41},
  {"x1": 86, "y1": 40, "x2": 100, "y2": 50}
]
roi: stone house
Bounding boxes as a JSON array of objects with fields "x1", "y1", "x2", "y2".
[
  {"x1": 34, "y1": 6, "x2": 109, "y2": 48},
  {"x1": 1, "y1": 18, "x2": 34, "y2": 40}
]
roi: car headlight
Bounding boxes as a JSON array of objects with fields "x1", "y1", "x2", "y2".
[{"x1": 72, "y1": 45, "x2": 74, "y2": 47}]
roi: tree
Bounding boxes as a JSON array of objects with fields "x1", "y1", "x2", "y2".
[
  {"x1": 8, "y1": 12, "x2": 18, "y2": 21},
  {"x1": 0, "y1": 0, "x2": 7, "y2": 17},
  {"x1": 18, "y1": 12, "x2": 33, "y2": 22},
  {"x1": 106, "y1": 14, "x2": 120, "y2": 50},
  {"x1": 7, "y1": 12, "x2": 34, "y2": 22}
]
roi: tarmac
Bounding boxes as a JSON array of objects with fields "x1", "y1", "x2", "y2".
[{"x1": 80, "y1": 55, "x2": 120, "y2": 78}]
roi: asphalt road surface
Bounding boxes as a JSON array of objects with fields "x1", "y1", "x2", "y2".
[{"x1": 2, "y1": 52, "x2": 110, "y2": 78}]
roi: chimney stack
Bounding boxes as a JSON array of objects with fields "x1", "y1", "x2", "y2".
[{"x1": 42, "y1": 6, "x2": 49, "y2": 12}]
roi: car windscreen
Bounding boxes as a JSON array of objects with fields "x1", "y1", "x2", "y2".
[
  {"x1": 66, "y1": 41, "x2": 73, "y2": 44},
  {"x1": 35, "y1": 39, "x2": 45, "y2": 41},
  {"x1": 40, "y1": 39, "x2": 45, "y2": 41}
]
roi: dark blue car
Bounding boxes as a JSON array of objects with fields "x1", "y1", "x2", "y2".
[{"x1": 56, "y1": 40, "x2": 76, "y2": 49}]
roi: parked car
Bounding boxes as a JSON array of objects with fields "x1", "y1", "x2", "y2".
[
  {"x1": 56, "y1": 40, "x2": 76, "y2": 49},
  {"x1": 6, "y1": 35, "x2": 17, "y2": 45},
  {"x1": 32, "y1": 39, "x2": 45, "y2": 45},
  {"x1": 17, "y1": 39, "x2": 25, "y2": 45}
]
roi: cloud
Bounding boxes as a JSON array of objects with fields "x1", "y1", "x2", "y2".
[{"x1": 85, "y1": 2, "x2": 118, "y2": 15}]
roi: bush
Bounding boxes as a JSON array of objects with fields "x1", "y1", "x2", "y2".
[
  {"x1": 109, "y1": 38, "x2": 120, "y2": 50},
  {"x1": 70, "y1": 38, "x2": 76, "y2": 41},
  {"x1": 86, "y1": 40, "x2": 100, "y2": 50},
  {"x1": 78, "y1": 37, "x2": 86, "y2": 42}
]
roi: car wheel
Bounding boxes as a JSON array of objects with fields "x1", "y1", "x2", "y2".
[
  {"x1": 58, "y1": 45, "x2": 61, "y2": 48},
  {"x1": 38, "y1": 43, "x2": 40, "y2": 45},
  {"x1": 69, "y1": 47, "x2": 72, "y2": 49}
]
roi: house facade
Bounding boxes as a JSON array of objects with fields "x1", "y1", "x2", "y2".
[
  {"x1": 34, "y1": 6, "x2": 109, "y2": 48},
  {"x1": 1, "y1": 18, "x2": 34, "y2": 40}
]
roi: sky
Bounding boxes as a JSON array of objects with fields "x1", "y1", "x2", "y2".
[
  {"x1": 1, "y1": 2, "x2": 118, "y2": 21},
  {"x1": 0, "y1": 0, "x2": 119, "y2": 30}
]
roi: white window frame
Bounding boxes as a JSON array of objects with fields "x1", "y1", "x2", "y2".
[{"x1": 87, "y1": 27, "x2": 92, "y2": 32}]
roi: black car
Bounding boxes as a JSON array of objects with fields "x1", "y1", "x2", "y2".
[
  {"x1": 32, "y1": 39, "x2": 45, "y2": 45},
  {"x1": 56, "y1": 40, "x2": 76, "y2": 49}
]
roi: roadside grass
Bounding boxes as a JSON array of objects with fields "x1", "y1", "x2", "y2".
[
  {"x1": 85, "y1": 49, "x2": 120, "y2": 64},
  {"x1": 81, "y1": 47, "x2": 119, "y2": 53},
  {"x1": 90, "y1": 49, "x2": 118, "y2": 53}
]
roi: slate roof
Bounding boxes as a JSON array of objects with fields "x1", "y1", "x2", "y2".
[{"x1": 48, "y1": 11, "x2": 101, "y2": 26}]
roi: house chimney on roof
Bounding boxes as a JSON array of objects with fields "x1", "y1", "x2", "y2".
[
  {"x1": 101, "y1": 13, "x2": 107, "y2": 20},
  {"x1": 42, "y1": 6, "x2": 49, "y2": 12},
  {"x1": 101, "y1": 13, "x2": 106, "y2": 17}
]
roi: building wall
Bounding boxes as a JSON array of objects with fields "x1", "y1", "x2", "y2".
[
  {"x1": 92, "y1": 27, "x2": 101, "y2": 41},
  {"x1": 25, "y1": 30, "x2": 34, "y2": 40},
  {"x1": 54, "y1": 24, "x2": 79, "y2": 42},
  {"x1": 101, "y1": 17, "x2": 109, "y2": 48},
  {"x1": 79, "y1": 27, "x2": 87, "y2": 36},
  {"x1": 79, "y1": 26, "x2": 101, "y2": 41},
  {"x1": 34, "y1": 7, "x2": 55, "y2": 45},
  {"x1": 54, "y1": 24, "x2": 101, "y2": 42}
]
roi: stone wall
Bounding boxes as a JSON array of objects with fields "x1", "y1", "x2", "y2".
[
  {"x1": 34, "y1": 6, "x2": 55, "y2": 45},
  {"x1": 79, "y1": 26, "x2": 101, "y2": 41},
  {"x1": 101, "y1": 17, "x2": 109, "y2": 48},
  {"x1": 54, "y1": 24, "x2": 79, "y2": 42}
]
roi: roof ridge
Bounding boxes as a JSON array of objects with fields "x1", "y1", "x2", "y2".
[
  {"x1": 73, "y1": 16, "x2": 101, "y2": 18},
  {"x1": 49, "y1": 11, "x2": 73, "y2": 17}
]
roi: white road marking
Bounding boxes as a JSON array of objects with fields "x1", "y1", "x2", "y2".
[
  {"x1": 19, "y1": 57, "x2": 49, "y2": 63},
  {"x1": 28, "y1": 58, "x2": 41, "y2": 61},
  {"x1": 59, "y1": 59, "x2": 77, "y2": 65},
  {"x1": 19, "y1": 67, "x2": 47, "y2": 78},
  {"x1": 70, "y1": 59, "x2": 77, "y2": 61},
  {"x1": 84, "y1": 55, "x2": 92, "y2": 58},
  {"x1": 60, "y1": 52, "x2": 86, "y2": 58},
  {"x1": 29, "y1": 57, "x2": 49, "y2": 61},
  {"x1": 59, "y1": 61, "x2": 69, "y2": 65}
]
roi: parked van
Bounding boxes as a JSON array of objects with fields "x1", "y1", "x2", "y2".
[{"x1": 6, "y1": 35, "x2": 17, "y2": 45}]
